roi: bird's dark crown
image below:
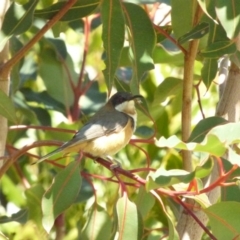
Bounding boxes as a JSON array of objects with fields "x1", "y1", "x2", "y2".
[{"x1": 109, "y1": 92, "x2": 142, "y2": 106}]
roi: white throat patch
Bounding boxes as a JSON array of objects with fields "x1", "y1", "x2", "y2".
[{"x1": 115, "y1": 100, "x2": 137, "y2": 130}]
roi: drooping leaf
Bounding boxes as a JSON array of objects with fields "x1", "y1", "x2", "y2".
[
  {"x1": 0, "y1": 89, "x2": 17, "y2": 123},
  {"x1": 153, "y1": 193, "x2": 179, "y2": 240},
  {"x1": 0, "y1": 209, "x2": 28, "y2": 224},
  {"x1": 101, "y1": 0, "x2": 125, "y2": 92},
  {"x1": 200, "y1": 40, "x2": 237, "y2": 58},
  {"x1": 135, "y1": 187, "x2": 155, "y2": 218},
  {"x1": 30, "y1": 106, "x2": 51, "y2": 126},
  {"x1": 35, "y1": 0, "x2": 100, "y2": 22},
  {"x1": 188, "y1": 116, "x2": 228, "y2": 143},
  {"x1": 197, "y1": 0, "x2": 218, "y2": 23},
  {"x1": 122, "y1": 2, "x2": 155, "y2": 94},
  {"x1": 171, "y1": 0, "x2": 197, "y2": 47},
  {"x1": 25, "y1": 185, "x2": 47, "y2": 236},
  {"x1": 38, "y1": 40, "x2": 75, "y2": 108},
  {"x1": 116, "y1": 194, "x2": 143, "y2": 240},
  {"x1": 10, "y1": 36, "x2": 25, "y2": 92},
  {"x1": 42, "y1": 161, "x2": 81, "y2": 233},
  {"x1": 74, "y1": 178, "x2": 94, "y2": 203},
  {"x1": 0, "y1": 0, "x2": 38, "y2": 51},
  {"x1": 178, "y1": 22, "x2": 209, "y2": 44},
  {"x1": 215, "y1": 0, "x2": 240, "y2": 39},
  {"x1": 201, "y1": 58, "x2": 218, "y2": 88},
  {"x1": 206, "y1": 202, "x2": 240, "y2": 240},
  {"x1": 20, "y1": 88, "x2": 65, "y2": 114},
  {"x1": 81, "y1": 204, "x2": 112, "y2": 240}
]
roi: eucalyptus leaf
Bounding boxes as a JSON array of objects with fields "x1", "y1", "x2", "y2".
[
  {"x1": 0, "y1": 89, "x2": 17, "y2": 123},
  {"x1": 101, "y1": 0, "x2": 125, "y2": 91},
  {"x1": 178, "y1": 22, "x2": 209, "y2": 44},
  {"x1": 0, "y1": 0, "x2": 38, "y2": 51},
  {"x1": 201, "y1": 41, "x2": 237, "y2": 58},
  {"x1": 34, "y1": 0, "x2": 100, "y2": 22},
  {"x1": 116, "y1": 194, "x2": 144, "y2": 240},
  {"x1": 215, "y1": 0, "x2": 240, "y2": 39},
  {"x1": 42, "y1": 161, "x2": 81, "y2": 233},
  {"x1": 201, "y1": 58, "x2": 218, "y2": 88},
  {"x1": 123, "y1": 2, "x2": 155, "y2": 94}
]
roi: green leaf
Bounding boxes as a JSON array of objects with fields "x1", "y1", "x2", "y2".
[
  {"x1": 42, "y1": 161, "x2": 81, "y2": 233},
  {"x1": 116, "y1": 194, "x2": 143, "y2": 240},
  {"x1": 188, "y1": 116, "x2": 228, "y2": 143},
  {"x1": 155, "y1": 194, "x2": 179, "y2": 240},
  {"x1": 122, "y1": 2, "x2": 155, "y2": 94},
  {"x1": 171, "y1": 0, "x2": 197, "y2": 46},
  {"x1": 200, "y1": 41, "x2": 237, "y2": 58},
  {"x1": 0, "y1": 0, "x2": 38, "y2": 51},
  {"x1": 0, "y1": 89, "x2": 17, "y2": 123},
  {"x1": 209, "y1": 122, "x2": 240, "y2": 145},
  {"x1": 20, "y1": 88, "x2": 65, "y2": 113},
  {"x1": 206, "y1": 202, "x2": 240, "y2": 240},
  {"x1": 135, "y1": 126, "x2": 154, "y2": 138},
  {"x1": 198, "y1": 0, "x2": 228, "y2": 44},
  {"x1": 25, "y1": 185, "x2": 47, "y2": 235},
  {"x1": 197, "y1": 0, "x2": 218, "y2": 23},
  {"x1": 148, "y1": 169, "x2": 195, "y2": 188},
  {"x1": 195, "y1": 158, "x2": 213, "y2": 178},
  {"x1": 156, "y1": 133, "x2": 226, "y2": 157},
  {"x1": 215, "y1": 0, "x2": 240, "y2": 39},
  {"x1": 178, "y1": 22, "x2": 209, "y2": 44},
  {"x1": 101, "y1": 0, "x2": 125, "y2": 91},
  {"x1": 0, "y1": 209, "x2": 28, "y2": 224},
  {"x1": 201, "y1": 58, "x2": 218, "y2": 88},
  {"x1": 81, "y1": 204, "x2": 112, "y2": 240},
  {"x1": 38, "y1": 40, "x2": 75, "y2": 108},
  {"x1": 147, "y1": 159, "x2": 213, "y2": 189},
  {"x1": 120, "y1": 46, "x2": 184, "y2": 67},
  {"x1": 35, "y1": 0, "x2": 100, "y2": 22},
  {"x1": 135, "y1": 187, "x2": 155, "y2": 218},
  {"x1": 153, "y1": 77, "x2": 183, "y2": 104},
  {"x1": 74, "y1": 178, "x2": 94, "y2": 203},
  {"x1": 154, "y1": 46, "x2": 184, "y2": 66},
  {"x1": 30, "y1": 106, "x2": 51, "y2": 126}
]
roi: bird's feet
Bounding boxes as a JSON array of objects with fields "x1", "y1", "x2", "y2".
[{"x1": 106, "y1": 156, "x2": 122, "y2": 170}]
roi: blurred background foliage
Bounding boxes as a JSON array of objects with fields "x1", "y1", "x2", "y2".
[{"x1": 1, "y1": 0, "x2": 240, "y2": 239}]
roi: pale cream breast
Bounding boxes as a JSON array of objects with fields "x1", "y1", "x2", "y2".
[{"x1": 83, "y1": 118, "x2": 134, "y2": 157}]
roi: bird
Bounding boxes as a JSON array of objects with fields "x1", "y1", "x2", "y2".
[{"x1": 33, "y1": 92, "x2": 143, "y2": 165}]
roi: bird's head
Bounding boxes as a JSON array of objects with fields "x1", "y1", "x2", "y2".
[{"x1": 109, "y1": 92, "x2": 143, "y2": 117}]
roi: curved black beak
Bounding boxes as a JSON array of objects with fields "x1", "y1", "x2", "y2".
[{"x1": 130, "y1": 94, "x2": 143, "y2": 100}]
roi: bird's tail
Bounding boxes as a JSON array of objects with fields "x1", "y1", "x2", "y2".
[{"x1": 32, "y1": 147, "x2": 63, "y2": 165}]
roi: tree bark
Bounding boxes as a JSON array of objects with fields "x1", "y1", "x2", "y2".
[{"x1": 0, "y1": 0, "x2": 10, "y2": 168}]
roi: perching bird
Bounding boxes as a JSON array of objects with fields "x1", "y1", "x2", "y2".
[{"x1": 34, "y1": 92, "x2": 143, "y2": 165}]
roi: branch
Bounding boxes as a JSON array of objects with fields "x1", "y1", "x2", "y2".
[{"x1": 0, "y1": 0, "x2": 77, "y2": 78}]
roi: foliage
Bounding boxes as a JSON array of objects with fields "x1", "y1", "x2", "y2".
[{"x1": 1, "y1": 0, "x2": 240, "y2": 239}]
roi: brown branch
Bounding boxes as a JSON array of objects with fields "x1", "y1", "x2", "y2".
[
  {"x1": 175, "y1": 197, "x2": 217, "y2": 240},
  {"x1": 181, "y1": 5, "x2": 203, "y2": 172}
]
